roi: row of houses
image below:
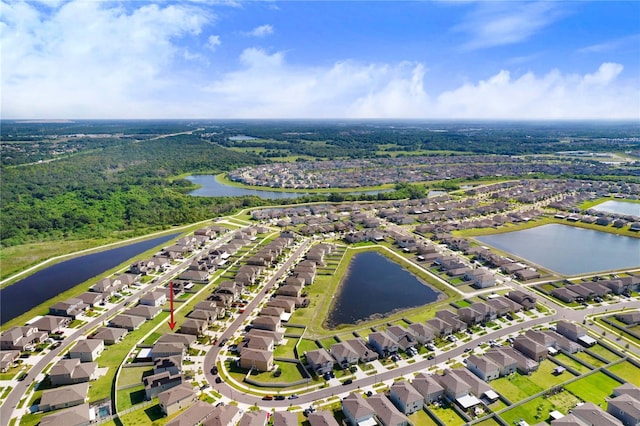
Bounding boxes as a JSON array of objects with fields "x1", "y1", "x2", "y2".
[{"x1": 549, "y1": 276, "x2": 640, "y2": 303}]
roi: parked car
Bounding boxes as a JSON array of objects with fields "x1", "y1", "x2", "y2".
[
  {"x1": 215, "y1": 377, "x2": 222, "y2": 384},
  {"x1": 211, "y1": 366, "x2": 218, "y2": 375},
  {"x1": 218, "y1": 338, "x2": 229, "y2": 347},
  {"x1": 275, "y1": 395, "x2": 285, "y2": 400},
  {"x1": 342, "y1": 379, "x2": 353, "y2": 385},
  {"x1": 288, "y1": 394, "x2": 299, "y2": 400},
  {"x1": 262, "y1": 395, "x2": 273, "y2": 401}
]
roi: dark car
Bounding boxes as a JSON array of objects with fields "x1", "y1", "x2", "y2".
[
  {"x1": 211, "y1": 366, "x2": 218, "y2": 375},
  {"x1": 215, "y1": 377, "x2": 222, "y2": 384},
  {"x1": 218, "y1": 338, "x2": 229, "y2": 347},
  {"x1": 275, "y1": 395, "x2": 285, "y2": 400},
  {"x1": 342, "y1": 379, "x2": 353, "y2": 385}
]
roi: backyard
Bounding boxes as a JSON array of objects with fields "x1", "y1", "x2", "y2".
[
  {"x1": 565, "y1": 371, "x2": 623, "y2": 405},
  {"x1": 499, "y1": 390, "x2": 582, "y2": 426}
]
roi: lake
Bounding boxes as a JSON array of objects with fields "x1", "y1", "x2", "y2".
[
  {"x1": 0, "y1": 233, "x2": 180, "y2": 324},
  {"x1": 592, "y1": 200, "x2": 640, "y2": 217},
  {"x1": 186, "y1": 175, "x2": 393, "y2": 198},
  {"x1": 477, "y1": 224, "x2": 640, "y2": 275},
  {"x1": 326, "y1": 251, "x2": 442, "y2": 328}
]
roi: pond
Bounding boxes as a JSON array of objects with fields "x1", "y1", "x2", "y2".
[
  {"x1": 592, "y1": 200, "x2": 640, "y2": 217},
  {"x1": 476, "y1": 224, "x2": 640, "y2": 276},
  {"x1": 186, "y1": 175, "x2": 393, "y2": 198},
  {"x1": 326, "y1": 251, "x2": 442, "y2": 328},
  {"x1": 0, "y1": 233, "x2": 180, "y2": 324}
]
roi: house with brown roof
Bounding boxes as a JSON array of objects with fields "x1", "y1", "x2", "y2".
[
  {"x1": 238, "y1": 410, "x2": 269, "y2": 426},
  {"x1": 91, "y1": 327, "x2": 127, "y2": 345},
  {"x1": 607, "y1": 394, "x2": 640, "y2": 426},
  {"x1": 307, "y1": 411, "x2": 340, "y2": 426},
  {"x1": 239, "y1": 348, "x2": 273, "y2": 372},
  {"x1": 513, "y1": 335, "x2": 547, "y2": 362},
  {"x1": 158, "y1": 383, "x2": 197, "y2": 416},
  {"x1": 507, "y1": 291, "x2": 537, "y2": 309},
  {"x1": 572, "y1": 402, "x2": 624, "y2": 426},
  {"x1": 616, "y1": 311, "x2": 640, "y2": 326},
  {"x1": 484, "y1": 349, "x2": 518, "y2": 376},
  {"x1": 140, "y1": 291, "x2": 167, "y2": 307},
  {"x1": 152, "y1": 342, "x2": 186, "y2": 360},
  {"x1": 30, "y1": 316, "x2": 70, "y2": 333},
  {"x1": 126, "y1": 305, "x2": 162, "y2": 320},
  {"x1": 368, "y1": 393, "x2": 410, "y2": 426},
  {"x1": 342, "y1": 392, "x2": 376, "y2": 426},
  {"x1": 266, "y1": 298, "x2": 296, "y2": 313},
  {"x1": 0, "y1": 350, "x2": 19, "y2": 373},
  {"x1": 75, "y1": 292, "x2": 104, "y2": 307},
  {"x1": 39, "y1": 403, "x2": 92, "y2": 426},
  {"x1": 426, "y1": 318, "x2": 452, "y2": 337},
  {"x1": 556, "y1": 320, "x2": 587, "y2": 342},
  {"x1": 389, "y1": 380, "x2": 424, "y2": 414},
  {"x1": 272, "y1": 411, "x2": 298, "y2": 426},
  {"x1": 305, "y1": 348, "x2": 334, "y2": 375},
  {"x1": 144, "y1": 371, "x2": 184, "y2": 400},
  {"x1": 551, "y1": 287, "x2": 581, "y2": 303},
  {"x1": 109, "y1": 314, "x2": 145, "y2": 331},
  {"x1": 154, "y1": 356, "x2": 182, "y2": 376},
  {"x1": 49, "y1": 298, "x2": 88, "y2": 319},
  {"x1": 180, "y1": 319, "x2": 207, "y2": 336},
  {"x1": 251, "y1": 315, "x2": 281, "y2": 332},
  {"x1": 466, "y1": 354, "x2": 500, "y2": 382},
  {"x1": 69, "y1": 339, "x2": 104, "y2": 362},
  {"x1": 411, "y1": 373, "x2": 444, "y2": 404},
  {"x1": 406, "y1": 323, "x2": 435, "y2": 344},
  {"x1": 40, "y1": 382, "x2": 89, "y2": 412},
  {"x1": 48, "y1": 359, "x2": 98, "y2": 386},
  {"x1": 369, "y1": 331, "x2": 399, "y2": 357}
]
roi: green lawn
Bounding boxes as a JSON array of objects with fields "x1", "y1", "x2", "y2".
[
  {"x1": 118, "y1": 366, "x2": 153, "y2": 388},
  {"x1": 116, "y1": 385, "x2": 147, "y2": 412},
  {"x1": 117, "y1": 404, "x2": 169, "y2": 426},
  {"x1": 565, "y1": 371, "x2": 623, "y2": 405},
  {"x1": 553, "y1": 354, "x2": 591, "y2": 374},
  {"x1": 606, "y1": 361, "x2": 640, "y2": 386},
  {"x1": 527, "y1": 360, "x2": 577, "y2": 388},
  {"x1": 491, "y1": 373, "x2": 543, "y2": 402},
  {"x1": 408, "y1": 409, "x2": 439, "y2": 426},
  {"x1": 297, "y1": 338, "x2": 321, "y2": 355},
  {"x1": 250, "y1": 361, "x2": 307, "y2": 384},
  {"x1": 472, "y1": 418, "x2": 503, "y2": 426},
  {"x1": 574, "y1": 351, "x2": 607, "y2": 368},
  {"x1": 500, "y1": 391, "x2": 582, "y2": 426},
  {"x1": 430, "y1": 404, "x2": 466, "y2": 426},
  {"x1": 273, "y1": 338, "x2": 298, "y2": 358},
  {"x1": 587, "y1": 344, "x2": 621, "y2": 362}
]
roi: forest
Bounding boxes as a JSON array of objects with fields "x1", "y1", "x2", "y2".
[{"x1": 1, "y1": 119, "x2": 639, "y2": 246}]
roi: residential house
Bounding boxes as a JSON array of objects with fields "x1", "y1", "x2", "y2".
[
  {"x1": 330, "y1": 342, "x2": 360, "y2": 368},
  {"x1": 407, "y1": 323, "x2": 435, "y2": 344},
  {"x1": 156, "y1": 333, "x2": 196, "y2": 347},
  {"x1": 39, "y1": 382, "x2": 89, "y2": 412},
  {"x1": 152, "y1": 342, "x2": 186, "y2": 361},
  {"x1": 75, "y1": 292, "x2": 103, "y2": 307},
  {"x1": 276, "y1": 285, "x2": 302, "y2": 298},
  {"x1": 91, "y1": 327, "x2": 127, "y2": 345},
  {"x1": 369, "y1": 331, "x2": 399, "y2": 357},
  {"x1": 0, "y1": 350, "x2": 20, "y2": 373},
  {"x1": 238, "y1": 410, "x2": 269, "y2": 426},
  {"x1": 305, "y1": 348, "x2": 334, "y2": 375},
  {"x1": 556, "y1": 320, "x2": 587, "y2": 341},
  {"x1": 457, "y1": 307, "x2": 483, "y2": 326},
  {"x1": 251, "y1": 315, "x2": 281, "y2": 332},
  {"x1": 140, "y1": 291, "x2": 167, "y2": 307},
  {"x1": 165, "y1": 401, "x2": 234, "y2": 426},
  {"x1": 30, "y1": 316, "x2": 71, "y2": 333},
  {"x1": 48, "y1": 359, "x2": 98, "y2": 386},
  {"x1": 494, "y1": 346, "x2": 538, "y2": 374},
  {"x1": 515, "y1": 269, "x2": 541, "y2": 281},
  {"x1": 389, "y1": 380, "x2": 424, "y2": 414},
  {"x1": 49, "y1": 298, "x2": 88, "y2": 319},
  {"x1": 435, "y1": 370, "x2": 471, "y2": 401},
  {"x1": 465, "y1": 354, "x2": 500, "y2": 381},
  {"x1": 158, "y1": 383, "x2": 197, "y2": 416},
  {"x1": 144, "y1": 371, "x2": 184, "y2": 400},
  {"x1": 39, "y1": 403, "x2": 92, "y2": 426},
  {"x1": 572, "y1": 402, "x2": 624, "y2": 426},
  {"x1": 259, "y1": 307, "x2": 284, "y2": 319},
  {"x1": 551, "y1": 287, "x2": 581, "y2": 303},
  {"x1": 109, "y1": 314, "x2": 145, "y2": 331},
  {"x1": 386, "y1": 326, "x2": 418, "y2": 351},
  {"x1": 154, "y1": 356, "x2": 182, "y2": 376},
  {"x1": 507, "y1": 291, "x2": 537, "y2": 310},
  {"x1": 266, "y1": 298, "x2": 296, "y2": 313},
  {"x1": 272, "y1": 411, "x2": 298, "y2": 426},
  {"x1": 92, "y1": 277, "x2": 119, "y2": 294},
  {"x1": 411, "y1": 373, "x2": 444, "y2": 404},
  {"x1": 239, "y1": 348, "x2": 273, "y2": 372},
  {"x1": 69, "y1": 339, "x2": 104, "y2": 362},
  {"x1": 126, "y1": 305, "x2": 161, "y2": 320},
  {"x1": 0, "y1": 328, "x2": 47, "y2": 354},
  {"x1": 180, "y1": 319, "x2": 207, "y2": 336},
  {"x1": 367, "y1": 393, "x2": 410, "y2": 426},
  {"x1": 307, "y1": 411, "x2": 340, "y2": 426},
  {"x1": 435, "y1": 310, "x2": 466, "y2": 333},
  {"x1": 342, "y1": 392, "x2": 376, "y2": 426},
  {"x1": 616, "y1": 312, "x2": 640, "y2": 326},
  {"x1": 614, "y1": 383, "x2": 640, "y2": 400},
  {"x1": 426, "y1": 318, "x2": 452, "y2": 337},
  {"x1": 607, "y1": 394, "x2": 640, "y2": 426},
  {"x1": 484, "y1": 349, "x2": 518, "y2": 376},
  {"x1": 469, "y1": 302, "x2": 498, "y2": 323},
  {"x1": 513, "y1": 335, "x2": 547, "y2": 362},
  {"x1": 178, "y1": 269, "x2": 210, "y2": 283}
]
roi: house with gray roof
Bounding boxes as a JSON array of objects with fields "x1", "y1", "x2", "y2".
[
  {"x1": 40, "y1": 382, "x2": 89, "y2": 412},
  {"x1": 342, "y1": 392, "x2": 376, "y2": 426},
  {"x1": 158, "y1": 383, "x2": 197, "y2": 416},
  {"x1": 411, "y1": 373, "x2": 444, "y2": 404},
  {"x1": 272, "y1": 411, "x2": 298, "y2": 426},
  {"x1": 69, "y1": 339, "x2": 103, "y2": 362},
  {"x1": 39, "y1": 403, "x2": 92, "y2": 426},
  {"x1": 572, "y1": 402, "x2": 623, "y2": 426},
  {"x1": 607, "y1": 394, "x2": 640, "y2": 426},
  {"x1": 369, "y1": 331, "x2": 399, "y2": 357},
  {"x1": 305, "y1": 348, "x2": 334, "y2": 375},
  {"x1": 307, "y1": 411, "x2": 340, "y2": 426},
  {"x1": 389, "y1": 380, "x2": 424, "y2": 414},
  {"x1": 109, "y1": 314, "x2": 145, "y2": 331},
  {"x1": 465, "y1": 354, "x2": 500, "y2": 381},
  {"x1": 126, "y1": 304, "x2": 161, "y2": 320},
  {"x1": 48, "y1": 359, "x2": 98, "y2": 386},
  {"x1": 367, "y1": 393, "x2": 409, "y2": 426},
  {"x1": 30, "y1": 316, "x2": 70, "y2": 333}
]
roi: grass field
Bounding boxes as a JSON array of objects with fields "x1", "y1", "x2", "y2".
[
  {"x1": 565, "y1": 371, "x2": 623, "y2": 405},
  {"x1": 116, "y1": 385, "x2": 147, "y2": 412},
  {"x1": 553, "y1": 354, "x2": 591, "y2": 374},
  {"x1": 118, "y1": 366, "x2": 152, "y2": 388},
  {"x1": 574, "y1": 351, "x2": 608, "y2": 368},
  {"x1": 491, "y1": 373, "x2": 543, "y2": 403},
  {"x1": 431, "y1": 405, "x2": 466, "y2": 426},
  {"x1": 587, "y1": 344, "x2": 622, "y2": 362},
  {"x1": 116, "y1": 404, "x2": 168, "y2": 426},
  {"x1": 527, "y1": 360, "x2": 577, "y2": 388},
  {"x1": 500, "y1": 391, "x2": 582, "y2": 425},
  {"x1": 408, "y1": 408, "x2": 439, "y2": 426},
  {"x1": 606, "y1": 361, "x2": 640, "y2": 386}
]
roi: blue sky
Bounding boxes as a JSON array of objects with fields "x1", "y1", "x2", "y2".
[{"x1": 2, "y1": 0, "x2": 639, "y2": 119}]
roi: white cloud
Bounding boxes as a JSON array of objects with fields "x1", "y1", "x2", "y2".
[
  {"x1": 578, "y1": 34, "x2": 640, "y2": 54},
  {"x1": 1, "y1": 0, "x2": 212, "y2": 118},
  {"x1": 457, "y1": 1, "x2": 566, "y2": 49},
  {"x1": 245, "y1": 24, "x2": 274, "y2": 37},
  {"x1": 206, "y1": 34, "x2": 221, "y2": 50}
]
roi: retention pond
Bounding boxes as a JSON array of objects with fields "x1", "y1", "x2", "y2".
[{"x1": 326, "y1": 251, "x2": 442, "y2": 328}]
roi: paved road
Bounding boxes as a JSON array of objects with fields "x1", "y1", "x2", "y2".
[{"x1": 203, "y1": 240, "x2": 312, "y2": 397}]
